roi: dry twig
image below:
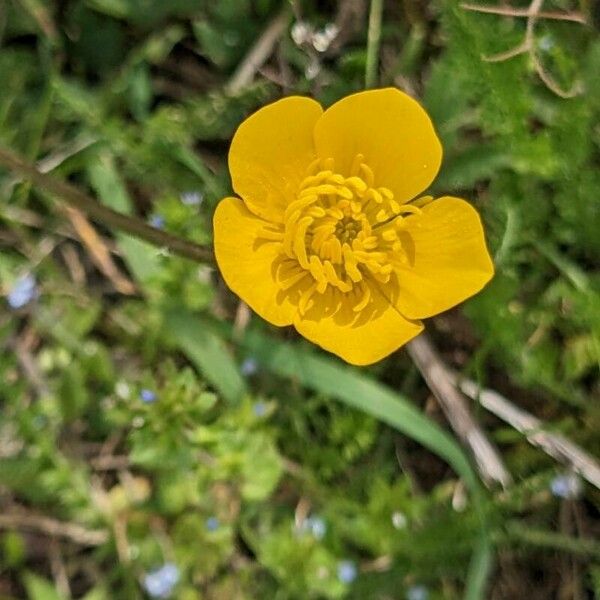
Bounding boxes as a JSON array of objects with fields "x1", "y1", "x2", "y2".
[
  {"x1": 407, "y1": 334, "x2": 512, "y2": 488},
  {"x1": 0, "y1": 146, "x2": 213, "y2": 264},
  {"x1": 461, "y1": 3, "x2": 587, "y2": 24},
  {"x1": 461, "y1": 0, "x2": 585, "y2": 98},
  {"x1": 0, "y1": 512, "x2": 108, "y2": 546},
  {"x1": 455, "y1": 376, "x2": 600, "y2": 491},
  {"x1": 408, "y1": 334, "x2": 600, "y2": 491},
  {"x1": 227, "y1": 8, "x2": 291, "y2": 94},
  {"x1": 49, "y1": 538, "x2": 71, "y2": 599},
  {"x1": 62, "y1": 205, "x2": 136, "y2": 295},
  {"x1": 90, "y1": 454, "x2": 130, "y2": 471},
  {"x1": 233, "y1": 301, "x2": 252, "y2": 338}
]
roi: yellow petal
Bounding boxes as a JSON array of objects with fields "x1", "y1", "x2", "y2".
[
  {"x1": 314, "y1": 88, "x2": 442, "y2": 204},
  {"x1": 213, "y1": 197, "x2": 295, "y2": 326},
  {"x1": 294, "y1": 284, "x2": 423, "y2": 365},
  {"x1": 229, "y1": 96, "x2": 323, "y2": 223},
  {"x1": 396, "y1": 197, "x2": 494, "y2": 320}
]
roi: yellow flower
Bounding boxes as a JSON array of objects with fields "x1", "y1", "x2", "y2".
[{"x1": 213, "y1": 88, "x2": 494, "y2": 365}]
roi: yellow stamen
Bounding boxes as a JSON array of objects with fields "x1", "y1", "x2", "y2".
[
  {"x1": 292, "y1": 216, "x2": 313, "y2": 268},
  {"x1": 280, "y1": 158, "x2": 404, "y2": 313},
  {"x1": 350, "y1": 153, "x2": 365, "y2": 176},
  {"x1": 359, "y1": 163, "x2": 374, "y2": 187}
]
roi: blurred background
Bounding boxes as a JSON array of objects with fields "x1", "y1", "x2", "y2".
[{"x1": 0, "y1": 0, "x2": 599, "y2": 598}]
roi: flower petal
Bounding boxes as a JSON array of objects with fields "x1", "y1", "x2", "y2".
[
  {"x1": 213, "y1": 197, "x2": 295, "y2": 326},
  {"x1": 395, "y1": 196, "x2": 494, "y2": 319},
  {"x1": 229, "y1": 96, "x2": 323, "y2": 223},
  {"x1": 314, "y1": 88, "x2": 442, "y2": 204},
  {"x1": 294, "y1": 284, "x2": 423, "y2": 365}
]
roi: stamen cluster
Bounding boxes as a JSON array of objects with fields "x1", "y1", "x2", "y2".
[{"x1": 261, "y1": 155, "x2": 422, "y2": 316}]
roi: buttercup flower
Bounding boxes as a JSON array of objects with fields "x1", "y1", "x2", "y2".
[{"x1": 214, "y1": 89, "x2": 494, "y2": 365}]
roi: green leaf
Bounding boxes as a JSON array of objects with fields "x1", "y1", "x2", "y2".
[
  {"x1": 80, "y1": 588, "x2": 110, "y2": 600},
  {"x1": 86, "y1": 0, "x2": 204, "y2": 27},
  {"x1": 241, "y1": 329, "x2": 477, "y2": 489},
  {"x1": 164, "y1": 310, "x2": 247, "y2": 405},
  {"x1": 240, "y1": 434, "x2": 283, "y2": 501},
  {"x1": 58, "y1": 363, "x2": 90, "y2": 421},
  {"x1": 87, "y1": 152, "x2": 161, "y2": 282},
  {"x1": 2, "y1": 531, "x2": 26, "y2": 568},
  {"x1": 465, "y1": 535, "x2": 493, "y2": 600},
  {"x1": 23, "y1": 572, "x2": 65, "y2": 600},
  {"x1": 0, "y1": 458, "x2": 40, "y2": 493},
  {"x1": 434, "y1": 144, "x2": 512, "y2": 192}
]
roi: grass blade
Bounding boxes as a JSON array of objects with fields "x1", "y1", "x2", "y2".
[{"x1": 164, "y1": 309, "x2": 246, "y2": 405}]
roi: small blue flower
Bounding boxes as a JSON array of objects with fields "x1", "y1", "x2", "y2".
[
  {"x1": 550, "y1": 473, "x2": 582, "y2": 499},
  {"x1": 149, "y1": 214, "x2": 165, "y2": 229},
  {"x1": 159, "y1": 564, "x2": 179, "y2": 588},
  {"x1": 539, "y1": 35, "x2": 554, "y2": 52},
  {"x1": 205, "y1": 516, "x2": 219, "y2": 532},
  {"x1": 143, "y1": 563, "x2": 180, "y2": 598},
  {"x1": 7, "y1": 274, "x2": 38, "y2": 309},
  {"x1": 296, "y1": 515, "x2": 326, "y2": 539},
  {"x1": 140, "y1": 389, "x2": 157, "y2": 403},
  {"x1": 407, "y1": 584, "x2": 429, "y2": 600},
  {"x1": 241, "y1": 357, "x2": 259, "y2": 376},
  {"x1": 309, "y1": 516, "x2": 327, "y2": 540},
  {"x1": 337, "y1": 560, "x2": 357, "y2": 584},
  {"x1": 180, "y1": 191, "x2": 203, "y2": 206},
  {"x1": 253, "y1": 401, "x2": 267, "y2": 417}
]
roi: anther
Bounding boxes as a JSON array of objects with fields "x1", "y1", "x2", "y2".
[
  {"x1": 350, "y1": 153, "x2": 365, "y2": 175},
  {"x1": 375, "y1": 209, "x2": 389, "y2": 222},
  {"x1": 300, "y1": 172, "x2": 333, "y2": 190},
  {"x1": 368, "y1": 189, "x2": 383, "y2": 204},
  {"x1": 379, "y1": 187, "x2": 394, "y2": 200},
  {"x1": 359, "y1": 163, "x2": 374, "y2": 187},
  {"x1": 292, "y1": 216, "x2": 313, "y2": 268},
  {"x1": 305, "y1": 157, "x2": 322, "y2": 175},
  {"x1": 345, "y1": 176, "x2": 368, "y2": 194}
]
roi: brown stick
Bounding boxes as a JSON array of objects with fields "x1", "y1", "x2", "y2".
[
  {"x1": 0, "y1": 146, "x2": 214, "y2": 264},
  {"x1": 62, "y1": 205, "x2": 137, "y2": 295},
  {"x1": 227, "y1": 8, "x2": 291, "y2": 94},
  {"x1": 460, "y1": 3, "x2": 587, "y2": 24},
  {"x1": 0, "y1": 512, "x2": 108, "y2": 546},
  {"x1": 455, "y1": 376, "x2": 600, "y2": 491},
  {"x1": 407, "y1": 334, "x2": 512, "y2": 488}
]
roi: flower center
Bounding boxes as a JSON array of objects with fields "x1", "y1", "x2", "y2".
[
  {"x1": 262, "y1": 155, "x2": 423, "y2": 317},
  {"x1": 335, "y1": 216, "x2": 361, "y2": 244}
]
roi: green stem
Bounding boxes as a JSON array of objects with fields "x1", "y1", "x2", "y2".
[
  {"x1": 365, "y1": 0, "x2": 384, "y2": 88},
  {"x1": 0, "y1": 146, "x2": 213, "y2": 264},
  {"x1": 502, "y1": 522, "x2": 600, "y2": 559},
  {"x1": 532, "y1": 238, "x2": 590, "y2": 293}
]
